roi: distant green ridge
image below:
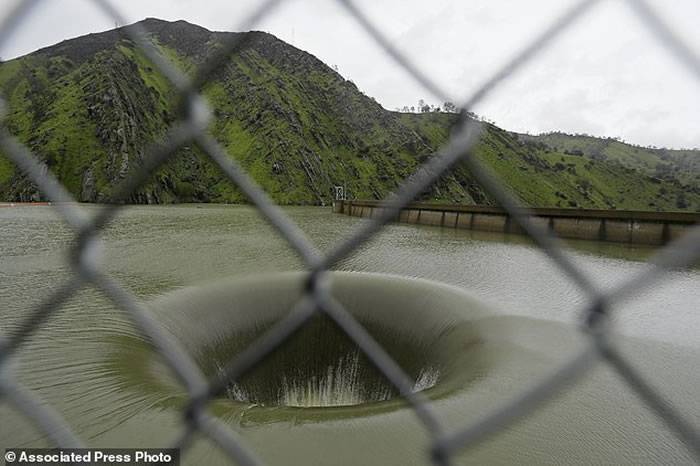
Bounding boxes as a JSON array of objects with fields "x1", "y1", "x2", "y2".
[{"x1": 1, "y1": 18, "x2": 698, "y2": 211}]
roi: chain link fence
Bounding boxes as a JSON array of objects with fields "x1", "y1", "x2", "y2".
[{"x1": 0, "y1": 0, "x2": 699, "y2": 464}]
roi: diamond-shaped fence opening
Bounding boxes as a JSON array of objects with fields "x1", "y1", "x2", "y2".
[{"x1": 0, "y1": 0, "x2": 699, "y2": 464}]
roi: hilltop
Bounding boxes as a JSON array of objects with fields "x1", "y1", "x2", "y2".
[{"x1": 0, "y1": 18, "x2": 698, "y2": 211}]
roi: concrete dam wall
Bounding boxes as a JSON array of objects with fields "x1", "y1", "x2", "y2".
[{"x1": 333, "y1": 200, "x2": 699, "y2": 246}]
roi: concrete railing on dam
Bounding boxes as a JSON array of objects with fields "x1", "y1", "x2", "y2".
[{"x1": 333, "y1": 200, "x2": 700, "y2": 246}]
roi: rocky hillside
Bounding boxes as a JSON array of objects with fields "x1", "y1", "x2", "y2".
[{"x1": 0, "y1": 18, "x2": 698, "y2": 211}]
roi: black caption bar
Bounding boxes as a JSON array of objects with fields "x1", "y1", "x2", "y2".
[{"x1": 4, "y1": 449, "x2": 179, "y2": 465}]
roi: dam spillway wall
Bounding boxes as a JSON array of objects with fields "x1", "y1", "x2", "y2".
[{"x1": 332, "y1": 200, "x2": 700, "y2": 246}]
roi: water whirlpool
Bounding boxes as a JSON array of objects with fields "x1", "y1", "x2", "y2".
[{"x1": 102, "y1": 272, "x2": 699, "y2": 465}]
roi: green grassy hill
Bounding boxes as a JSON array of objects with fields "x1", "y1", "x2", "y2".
[
  {"x1": 0, "y1": 18, "x2": 698, "y2": 211},
  {"x1": 519, "y1": 132, "x2": 700, "y2": 189},
  {"x1": 399, "y1": 113, "x2": 699, "y2": 211}
]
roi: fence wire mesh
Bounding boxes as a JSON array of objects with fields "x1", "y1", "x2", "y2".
[{"x1": 0, "y1": 0, "x2": 699, "y2": 464}]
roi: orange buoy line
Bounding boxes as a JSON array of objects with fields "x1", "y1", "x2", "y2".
[{"x1": 0, "y1": 202, "x2": 52, "y2": 208}]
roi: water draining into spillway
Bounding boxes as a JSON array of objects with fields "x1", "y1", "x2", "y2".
[
  {"x1": 218, "y1": 350, "x2": 441, "y2": 408},
  {"x1": 198, "y1": 309, "x2": 446, "y2": 408},
  {"x1": 131, "y1": 271, "x2": 488, "y2": 416}
]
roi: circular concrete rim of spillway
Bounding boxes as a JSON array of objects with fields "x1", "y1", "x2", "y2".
[{"x1": 107, "y1": 271, "x2": 496, "y2": 424}]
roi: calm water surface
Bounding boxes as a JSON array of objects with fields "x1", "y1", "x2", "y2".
[{"x1": 1, "y1": 205, "x2": 698, "y2": 465}]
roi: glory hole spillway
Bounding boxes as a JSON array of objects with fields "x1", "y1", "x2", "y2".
[
  {"x1": 104, "y1": 270, "x2": 699, "y2": 465},
  {"x1": 114, "y1": 273, "x2": 487, "y2": 421}
]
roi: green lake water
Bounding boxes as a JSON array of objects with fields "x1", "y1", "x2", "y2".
[{"x1": 1, "y1": 204, "x2": 698, "y2": 465}]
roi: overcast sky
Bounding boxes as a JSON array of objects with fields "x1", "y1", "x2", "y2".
[{"x1": 1, "y1": 0, "x2": 698, "y2": 149}]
